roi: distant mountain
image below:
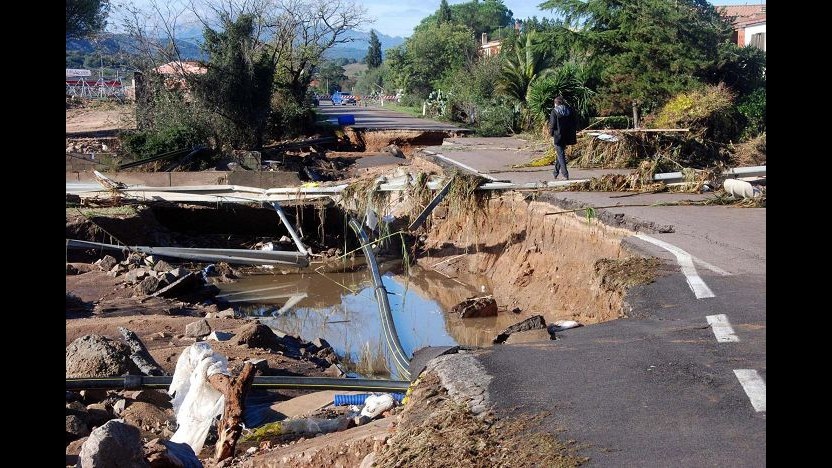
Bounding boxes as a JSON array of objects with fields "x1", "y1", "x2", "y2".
[
  {"x1": 66, "y1": 33, "x2": 205, "y2": 64},
  {"x1": 67, "y1": 29, "x2": 404, "y2": 66},
  {"x1": 325, "y1": 30, "x2": 405, "y2": 61}
]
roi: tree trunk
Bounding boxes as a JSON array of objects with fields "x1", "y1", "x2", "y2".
[{"x1": 208, "y1": 362, "x2": 256, "y2": 462}]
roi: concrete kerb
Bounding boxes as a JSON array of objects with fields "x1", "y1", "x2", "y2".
[{"x1": 424, "y1": 351, "x2": 493, "y2": 417}]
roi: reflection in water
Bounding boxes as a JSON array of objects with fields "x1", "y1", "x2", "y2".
[
  {"x1": 217, "y1": 270, "x2": 449, "y2": 379},
  {"x1": 216, "y1": 267, "x2": 509, "y2": 379}
]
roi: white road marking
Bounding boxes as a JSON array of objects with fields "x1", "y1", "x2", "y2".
[
  {"x1": 706, "y1": 314, "x2": 739, "y2": 342},
  {"x1": 733, "y1": 369, "x2": 766, "y2": 412},
  {"x1": 634, "y1": 234, "x2": 715, "y2": 299},
  {"x1": 693, "y1": 258, "x2": 732, "y2": 276},
  {"x1": 431, "y1": 153, "x2": 498, "y2": 181}
]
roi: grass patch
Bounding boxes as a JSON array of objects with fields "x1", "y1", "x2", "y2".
[
  {"x1": 383, "y1": 102, "x2": 425, "y2": 118},
  {"x1": 595, "y1": 257, "x2": 663, "y2": 293}
]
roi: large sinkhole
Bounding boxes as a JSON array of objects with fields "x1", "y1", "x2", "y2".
[{"x1": 67, "y1": 193, "x2": 639, "y2": 379}]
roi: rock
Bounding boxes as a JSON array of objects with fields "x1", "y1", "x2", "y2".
[
  {"x1": 453, "y1": 296, "x2": 498, "y2": 318},
  {"x1": 185, "y1": 319, "x2": 212, "y2": 338},
  {"x1": 168, "y1": 267, "x2": 191, "y2": 278},
  {"x1": 324, "y1": 364, "x2": 345, "y2": 377},
  {"x1": 153, "y1": 272, "x2": 201, "y2": 298},
  {"x1": 236, "y1": 322, "x2": 282, "y2": 350},
  {"x1": 67, "y1": 414, "x2": 90, "y2": 441},
  {"x1": 125, "y1": 268, "x2": 149, "y2": 283},
  {"x1": 112, "y1": 399, "x2": 128, "y2": 416},
  {"x1": 121, "y1": 402, "x2": 172, "y2": 431},
  {"x1": 77, "y1": 420, "x2": 149, "y2": 468},
  {"x1": 135, "y1": 275, "x2": 160, "y2": 295},
  {"x1": 493, "y1": 315, "x2": 548, "y2": 344},
  {"x1": 246, "y1": 358, "x2": 269, "y2": 372},
  {"x1": 80, "y1": 389, "x2": 110, "y2": 404},
  {"x1": 312, "y1": 337, "x2": 332, "y2": 351},
  {"x1": 380, "y1": 144, "x2": 405, "y2": 158},
  {"x1": 152, "y1": 260, "x2": 173, "y2": 272},
  {"x1": 217, "y1": 308, "x2": 236, "y2": 319},
  {"x1": 67, "y1": 263, "x2": 96, "y2": 275},
  {"x1": 144, "y1": 438, "x2": 201, "y2": 468},
  {"x1": 85, "y1": 403, "x2": 112, "y2": 427},
  {"x1": 207, "y1": 331, "x2": 234, "y2": 341},
  {"x1": 129, "y1": 390, "x2": 171, "y2": 408},
  {"x1": 66, "y1": 335, "x2": 138, "y2": 378},
  {"x1": 97, "y1": 255, "x2": 118, "y2": 272},
  {"x1": 359, "y1": 452, "x2": 375, "y2": 468},
  {"x1": 66, "y1": 436, "x2": 88, "y2": 466}
]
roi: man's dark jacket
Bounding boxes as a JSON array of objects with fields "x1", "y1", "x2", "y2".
[{"x1": 548, "y1": 105, "x2": 577, "y2": 146}]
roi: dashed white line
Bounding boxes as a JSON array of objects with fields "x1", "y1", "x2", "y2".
[
  {"x1": 733, "y1": 369, "x2": 766, "y2": 412},
  {"x1": 634, "y1": 234, "x2": 715, "y2": 299},
  {"x1": 706, "y1": 314, "x2": 740, "y2": 342}
]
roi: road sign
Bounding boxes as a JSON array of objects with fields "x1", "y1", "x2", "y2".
[{"x1": 66, "y1": 69, "x2": 92, "y2": 77}]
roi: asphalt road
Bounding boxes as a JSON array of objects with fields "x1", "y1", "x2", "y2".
[
  {"x1": 315, "y1": 103, "x2": 469, "y2": 131},
  {"x1": 420, "y1": 133, "x2": 766, "y2": 466}
]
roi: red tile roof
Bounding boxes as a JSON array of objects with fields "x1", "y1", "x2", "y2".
[{"x1": 715, "y1": 4, "x2": 766, "y2": 28}]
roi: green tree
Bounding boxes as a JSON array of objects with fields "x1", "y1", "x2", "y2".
[
  {"x1": 316, "y1": 60, "x2": 348, "y2": 93},
  {"x1": 194, "y1": 14, "x2": 276, "y2": 149},
  {"x1": 365, "y1": 30, "x2": 382, "y2": 68},
  {"x1": 498, "y1": 30, "x2": 551, "y2": 105},
  {"x1": 538, "y1": 0, "x2": 734, "y2": 114},
  {"x1": 390, "y1": 22, "x2": 479, "y2": 99},
  {"x1": 66, "y1": 0, "x2": 110, "y2": 40},
  {"x1": 417, "y1": 0, "x2": 513, "y2": 36},
  {"x1": 438, "y1": 0, "x2": 453, "y2": 24}
]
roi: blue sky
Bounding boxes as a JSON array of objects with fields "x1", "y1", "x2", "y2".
[
  {"x1": 363, "y1": 0, "x2": 766, "y2": 38},
  {"x1": 111, "y1": 0, "x2": 765, "y2": 40}
]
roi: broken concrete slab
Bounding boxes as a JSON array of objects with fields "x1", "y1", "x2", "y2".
[{"x1": 493, "y1": 315, "x2": 548, "y2": 344}]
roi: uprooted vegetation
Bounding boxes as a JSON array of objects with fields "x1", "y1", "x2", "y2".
[{"x1": 374, "y1": 372, "x2": 588, "y2": 467}]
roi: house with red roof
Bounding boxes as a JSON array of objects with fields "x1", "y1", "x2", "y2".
[{"x1": 716, "y1": 3, "x2": 766, "y2": 51}]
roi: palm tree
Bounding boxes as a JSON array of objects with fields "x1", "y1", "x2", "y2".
[
  {"x1": 498, "y1": 30, "x2": 552, "y2": 129},
  {"x1": 527, "y1": 61, "x2": 596, "y2": 132}
]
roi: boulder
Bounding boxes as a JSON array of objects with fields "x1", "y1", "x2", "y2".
[
  {"x1": 77, "y1": 420, "x2": 149, "y2": 468},
  {"x1": 184, "y1": 319, "x2": 212, "y2": 338},
  {"x1": 135, "y1": 275, "x2": 160, "y2": 295},
  {"x1": 152, "y1": 260, "x2": 173, "y2": 272},
  {"x1": 66, "y1": 335, "x2": 139, "y2": 378},
  {"x1": 236, "y1": 322, "x2": 281, "y2": 350},
  {"x1": 66, "y1": 414, "x2": 90, "y2": 441},
  {"x1": 97, "y1": 255, "x2": 118, "y2": 272}
]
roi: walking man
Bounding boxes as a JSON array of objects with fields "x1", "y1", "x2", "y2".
[{"x1": 548, "y1": 96, "x2": 577, "y2": 180}]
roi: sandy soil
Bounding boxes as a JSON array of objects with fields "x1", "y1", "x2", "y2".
[{"x1": 66, "y1": 102, "x2": 136, "y2": 134}]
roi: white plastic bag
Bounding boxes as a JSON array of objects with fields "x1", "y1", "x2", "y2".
[
  {"x1": 360, "y1": 394, "x2": 395, "y2": 419},
  {"x1": 168, "y1": 342, "x2": 231, "y2": 454}
]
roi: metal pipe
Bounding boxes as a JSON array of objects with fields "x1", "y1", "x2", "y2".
[
  {"x1": 268, "y1": 202, "x2": 309, "y2": 256},
  {"x1": 66, "y1": 376, "x2": 411, "y2": 392},
  {"x1": 66, "y1": 239, "x2": 309, "y2": 267},
  {"x1": 347, "y1": 218, "x2": 411, "y2": 380}
]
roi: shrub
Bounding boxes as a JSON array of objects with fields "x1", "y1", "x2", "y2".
[{"x1": 736, "y1": 87, "x2": 766, "y2": 140}]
